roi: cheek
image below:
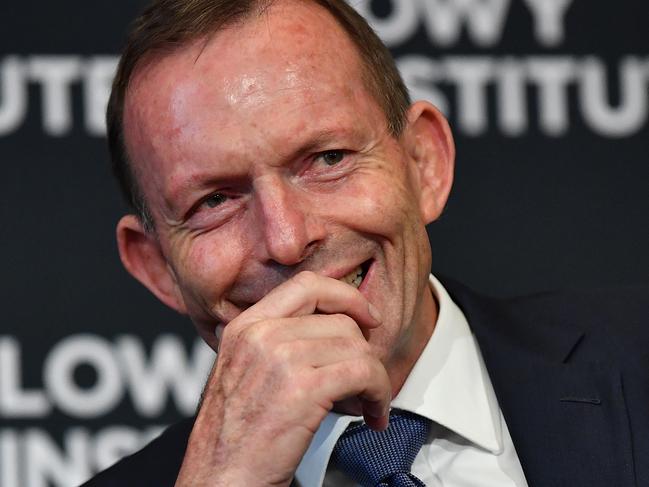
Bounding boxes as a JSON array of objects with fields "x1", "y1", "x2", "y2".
[
  {"x1": 173, "y1": 230, "x2": 249, "y2": 310},
  {"x1": 327, "y1": 169, "x2": 419, "y2": 235}
]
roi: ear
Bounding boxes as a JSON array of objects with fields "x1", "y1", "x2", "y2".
[
  {"x1": 404, "y1": 101, "x2": 455, "y2": 224},
  {"x1": 116, "y1": 214, "x2": 188, "y2": 314}
]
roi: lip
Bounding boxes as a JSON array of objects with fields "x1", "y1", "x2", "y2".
[
  {"x1": 325, "y1": 258, "x2": 374, "y2": 297},
  {"x1": 324, "y1": 258, "x2": 372, "y2": 281},
  {"x1": 227, "y1": 258, "x2": 374, "y2": 308},
  {"x1": 357, "y1": 258, "x2": 374, "y2": 294}
]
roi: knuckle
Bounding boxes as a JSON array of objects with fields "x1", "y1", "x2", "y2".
[
  {"x1": 334, "y1": 334, "x2": 370, "y2": 356},
  {"x1": 218, "y1": 323, "x2": 235, "y2": 345},
  {"x1": 355, "y1": 338, "x2": 373, "y2": 355},
  {"x1": 293, "y1": 270, "x2": 318, "y2": 288},
  {"x1": 241, "y1": 323, "x2": 270, "y2": 350},
  {"x1": 332, "y1": 313, "x2": 357, "y2": 329},
  {"x1": 351, "y1": 358, "x2": 373, "y2": 382},
  {"x1": 270, "y1": 341, "x2": 295, "y2": 364},
  {"x1": 289, "y1": 373, "x2": 312, "y2": 401},
  {"x1": 329, "y1": 314, "x2": 368, "y2": 348}
]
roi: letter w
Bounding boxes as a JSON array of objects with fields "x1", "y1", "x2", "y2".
[
  {"x1": 419, "y1": 0, "x2": 511, "y2": 47},
  {"x1": 117, "y1": 335, "x2": 214, "y2": 417}
]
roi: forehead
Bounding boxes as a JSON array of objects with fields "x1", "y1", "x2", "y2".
[
  {"x1": 128, "y1": 1, "x2": 376, "y2": 124},
  {"x1": 123, "y1": 0, "x2": 386, "y2": 209}
]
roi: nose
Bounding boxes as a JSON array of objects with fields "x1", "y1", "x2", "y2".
[{"x1": 254, "y1": 176, "x2": 324, "y2": 266}]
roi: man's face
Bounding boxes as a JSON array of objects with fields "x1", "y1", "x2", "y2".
[{"x1": 121, "y1": 1, "x2": 450, "y2": 371}]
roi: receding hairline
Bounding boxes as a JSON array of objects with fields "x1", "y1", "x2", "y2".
[
  {"x1": 109, "y1": 0, "x2": 411, "y2": 231},
  {"x1": 123, "y1": 0, "x2": 393, "y2": 120},
  {"x1": 120, "y1": 0, "x2": 386, "y2": 186}
]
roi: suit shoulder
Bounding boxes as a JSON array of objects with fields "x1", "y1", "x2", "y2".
[
  {"x1": 79, "y1": 418, "x2": 194, "y2": 487},
  {"x1": 504, "y1": 283, "x2": 649, "y2": 332},
  {"x1": 502, "y1": 283, "x2": 649, "y2": 360},
  {"x1": 444, "y1": 277, "x2": 649, "y2": 363}
]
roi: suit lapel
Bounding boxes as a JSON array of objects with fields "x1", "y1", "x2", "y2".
[{"x1": 444, "y1": 279, "x2": 636, "y2": 487}]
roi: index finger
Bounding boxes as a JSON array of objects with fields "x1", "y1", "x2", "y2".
[{"x1": 236, "y1": 271, "x2": 382, "y2": 329}]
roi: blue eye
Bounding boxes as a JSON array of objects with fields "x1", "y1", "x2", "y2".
[
  {"x1": 320, "y1": 150, "x2": 345, "y2": 166},
  {"x1": 204, "y1": 193, "x2": 228, "y2": 208}
]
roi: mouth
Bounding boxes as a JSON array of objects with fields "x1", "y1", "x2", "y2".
[{"x1": 338, "y1": 259, "x2": 371, "y2": 289}]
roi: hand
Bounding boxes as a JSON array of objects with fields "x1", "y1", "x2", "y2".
[{"x1": 174, "y1": 271, "x2": 392, "y2": 486}]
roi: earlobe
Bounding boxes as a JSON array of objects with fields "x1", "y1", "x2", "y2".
[
  {"x1": 405, "y1": 101, "x2": 455, "y2": 224},
  {"x1": 116, "y1": 214, "x2": 188, "y2": 314}
]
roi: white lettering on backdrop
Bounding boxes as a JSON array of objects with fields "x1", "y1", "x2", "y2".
[
  {"x1": 0, "y1": 56, "x2": 116, "y2": 137},
  {"x1": 0, "y1": 335, "x2": 213, "y2": 419},
  {"x1": 0, "y1": 427, "x2": 165, "y2": 487},
  {"x1": 0, "y1": 0, "x2": 646, "y2": 139},
  {"x1": 0, "y1": 334, "x2": 213, "y2": 487},
  {"x1": 1, "y1": 53, "x2": 646, "y2": 138},
  {"x1": 355, "y1": 0, "x2": 572, "y2": 47}
]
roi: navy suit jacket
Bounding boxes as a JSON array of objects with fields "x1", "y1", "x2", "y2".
[{"x1": 81, "y1": 280, "x2": 649, "y2": 486}]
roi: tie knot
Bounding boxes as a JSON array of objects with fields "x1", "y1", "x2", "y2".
[{"x1": 331, "y1": 410, "x2": 430, "y2": 487}]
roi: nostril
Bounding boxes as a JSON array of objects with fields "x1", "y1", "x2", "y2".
[{"x1": 299, "y1": 239, "x2": 322, "y2": 261}]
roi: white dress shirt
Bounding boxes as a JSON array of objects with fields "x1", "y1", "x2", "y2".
[{"x1": 294, "y1": 275, "x2": 529, "y2": 487}]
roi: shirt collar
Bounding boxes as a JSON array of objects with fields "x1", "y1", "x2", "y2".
[
  {"x1": 295, "y1": 275, "x2": 503, "y2": 487},
  {"x1": 391, "y1": 274, "x2": 502, "y2": 453}
]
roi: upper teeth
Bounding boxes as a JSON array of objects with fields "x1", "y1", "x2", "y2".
[{"x1": 340, "y1": 266, "x2": 363, "y2": 288}]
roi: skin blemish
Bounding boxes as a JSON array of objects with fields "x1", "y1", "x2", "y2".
[{"x1": 225, "y1": 73, "x2": 265, "y2": 107}]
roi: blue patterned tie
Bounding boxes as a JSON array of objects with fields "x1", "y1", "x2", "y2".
[{"x1": 331, "y1": 410, "x2": 431, "y2": 487}]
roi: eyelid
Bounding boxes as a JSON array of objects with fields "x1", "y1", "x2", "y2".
[
  {"x1": 202, "y1": 192, "x2": 228, "y2": 207},
  {"x1": 183, "y1": 190, "x2": 229, "y2": 221},
  {"x1": 313, "y1": 149, "x2": 349, "y2": 164}
]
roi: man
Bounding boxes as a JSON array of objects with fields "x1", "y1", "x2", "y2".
[{"x1": 84, "y1": 0, "x2": 649, "y2": 486}]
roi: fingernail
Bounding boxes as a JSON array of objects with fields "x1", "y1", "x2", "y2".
[{"x1": 368, "y1": 303, "x2": 382, "y2": 323}]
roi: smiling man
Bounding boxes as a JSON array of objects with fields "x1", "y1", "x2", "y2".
[{"x1": 83, "y1": 1, "x2": 649, "y2": 486}]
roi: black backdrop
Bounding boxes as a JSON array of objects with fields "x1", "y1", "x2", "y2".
[{"x1": 1, "y1": 1, "x2": 648, "y2": 485}]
